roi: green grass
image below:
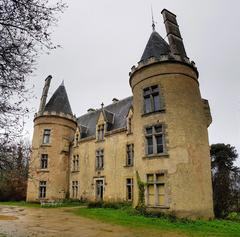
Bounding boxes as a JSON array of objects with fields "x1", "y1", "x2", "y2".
[{"x1": 72, "y1": 207, "x2": 240, "y2": 237}]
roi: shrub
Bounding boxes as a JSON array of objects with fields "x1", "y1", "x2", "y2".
[
  {"x1": 87, "y1": 201, "x2": 103, "y2": 208},
  {"x1": 226, "y1": 212, "x2": 240, "y2": 221},
  {"x1": 87, "y1": 201, "x2": 131, "y2": 209}
]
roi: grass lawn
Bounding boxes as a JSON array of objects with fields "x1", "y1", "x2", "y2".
[{"x1": 72, "y1": 207, "x2": 240, "y2": 237}]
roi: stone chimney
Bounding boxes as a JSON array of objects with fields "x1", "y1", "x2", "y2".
[
  {"x1": 87, "y1": 108, "x2": 95, "y2": 113},
  {"x1": 161, "y1": 9, "x2": 187, "y2": 58},
  {"x1": 112, "y1": 98, "x2": 119, "y2": 103},
  {"x1": 38, "y1": 75, "x2": 52, "y2": 113}
]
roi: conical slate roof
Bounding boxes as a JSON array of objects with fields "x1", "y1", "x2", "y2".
[
  {"x1": 44, "y1": 83, "x2": 73, "y2": 115},
  {"x1": 140, "y1": 31, "x2": 170, "y2": 62}
]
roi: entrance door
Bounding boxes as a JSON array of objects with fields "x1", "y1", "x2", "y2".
[{"x1": 96, "y1": 180, "x2": 104, "y2": 200}]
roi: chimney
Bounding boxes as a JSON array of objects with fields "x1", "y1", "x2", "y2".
[
  {"x1": 112, "y1": 98, "x2": 119, "y2": 103},
  {"x1": 87, "y1": 108, "x2": 95, "y2": 113},
  {"x1": 38, "y1": 75, "x2": 52, "y2": 113},
  {"x1": 161, "y1": 9, "x2": 187, "y2": 57}
]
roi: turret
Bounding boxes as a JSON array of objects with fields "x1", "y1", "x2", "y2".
[
  {"x1": 130, "y1": 9, "x2": 213, "y2": 219},
  {"x1": 27, "y1": 78, "x2": 77, "y2": 202}
]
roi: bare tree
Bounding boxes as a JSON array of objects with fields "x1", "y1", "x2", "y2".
[
  {"x1": 0, "y1": 139, "x2": 31, "y2": 201},
  {"x1": 0, "y1": 0, "x2": 66, "y2": 146}
]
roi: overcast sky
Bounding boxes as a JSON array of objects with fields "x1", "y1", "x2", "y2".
[{"x1": 25, "y1": 0, "x2": 240, "y2": 165}]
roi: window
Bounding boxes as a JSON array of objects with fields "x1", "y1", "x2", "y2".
[
  {"x1": 143, "y1": 85, "x2": 160, "y2": 113},
  {"x1": 39, "y1": 181, "x2": 47, "y2": 198},
  {"x1": 72, "y1": 155, "x2": 79, "y2": 171},
  {"x1": 43, "y1": 129, "x2": 51, "y2": 144},
  {"x1": 127, "y1": 116, "x2": 132, "y2": 134},
  {"x1": 40, "y1": 154, "x2": 48, "y2": 169},
  {"x1": 126, "y1": 178, "x2": 133, "y2": 201},
  {"x1": 126, "y1": 144, "x2": 134, "y2": 166},
  {"x1": 145, "y1": 124, "x2": 164, "y2": 155},
  {"x1": 72, "y1": 181, "x2": 79, "y2": 199},
  {"x1": 146, "y1": 173, "x2": 165, "y2": 206},
  {"x1": 96, "y1": 149, "x2": 104, "y2": 170},
  {"x1": 75, "y1": 134, "x2": 79, "y2": 143},
  {"x1": 97, "y1": 124, "x2": 104, "y2": 141}
]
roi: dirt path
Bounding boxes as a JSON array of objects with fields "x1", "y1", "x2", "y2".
[{"x1": 0, "y1": 205, "x2": 187, "y2": 237}]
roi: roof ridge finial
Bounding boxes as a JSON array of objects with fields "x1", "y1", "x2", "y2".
[
  {"x1": 61, "y1": 80, "x2": 64, "y2": 86},
  {"x1": 151, "y1": 5, "x2": 156, "y2": 31}
]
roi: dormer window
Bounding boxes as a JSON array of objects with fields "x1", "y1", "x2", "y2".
[
  {"x1": 43, "y1": 129, "x2": 51, "y2": 144},
  {"x1": 97, "y1": 124, "x2": 104, "y2": 141},
  {"x1": 143, "y1": 85, "x2": 160, "y2": 114}
]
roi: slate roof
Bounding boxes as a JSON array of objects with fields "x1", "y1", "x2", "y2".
[
  {"x1": 140, "y1": 31, "x2": 170, "y2": 62},
  {"x1": 77, "y1": 96, "x2": 133, "y2": 137},
  {"x1": 44, "y1": 83, "x2": 73, "y2": 115}
]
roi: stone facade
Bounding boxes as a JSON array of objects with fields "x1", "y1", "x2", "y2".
[{"x1": 27, "y1": 9, "x2": 214, "y2": 219}]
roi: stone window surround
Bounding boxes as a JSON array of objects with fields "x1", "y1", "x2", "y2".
[
  {"x1": 72, "y1": 154, "x2": 79, "y2": 172},
  {"x1": 126, "y1": 178, "x2": 134, "y2": 201},
  {"x1": 39, "y1": 181, "x2": 47, "y2": 199},
  {"x1": 95, "y1": 149, "x2": 104, "y2": 170},
  {"x1": 96, "y1": 124, "x2": 105, "y2": 142},
  {"x1": 40, "y1": 154, "x2": 48, "y2": 169},
  {"x1": 145, "y1": 171, "x2": 169, "y2": 208},
  {"x1": 42, "y1": 129, "x2": 51, "y2": 144},
  {"x1": 126, "y1": 143, "x2": 134, "y2": 167},
  {"x1": 144, "y1": 123, "x2": 167, "y2": 157},
  {"x1": 141, "y1": 83, "x2": 165, "y2": 116},
  {"x1": 72, "y1": 180, "x2": 79, "y2": 199}
]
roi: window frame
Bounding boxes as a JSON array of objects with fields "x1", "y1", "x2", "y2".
[
  {"x1": 143, "y1": 85, "x2": 161, "y2": 114},
  {"x1": 146, "y1": 173, "x2": 166, "y2": 207},
  {"x1": 72, "y1": 155, "x2": 80, "y2": 171},
  {"x1": 39, "y1": 181, "x2": 47, "y2": 199},
  {"x1": 72, "y1": 180, "x2": 79, "y2": 199},
  {"x1": 97, "y1": 124, "x2": 105, "y2": 141},
  {"x1": 145, "y1": 124, "x2": 165, "y2": 156},
  {"x1": 126, "y1": 144, "x2": 134, "y2": 166},
  {"x1": 42, "y1": 129, "x2": 51, "y2": 144},
  {"x1": 96, "y1": 149, "x2": 104, "y2": 170},
  {"x1": 40, "y1": 154, "x2": 48, "y2": 169},
  {"x1": 126, "y1": 178, "x2": 133, "y2": 201}
]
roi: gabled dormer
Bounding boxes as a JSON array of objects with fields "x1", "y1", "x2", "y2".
[{"x1": 96, "y1": 108, "x2": 115, "y2": 141}]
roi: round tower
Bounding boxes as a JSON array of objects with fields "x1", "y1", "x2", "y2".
[
  {"x1": 27, "y1": 78, "x2": 77, "y2": 202},
  {"x1": 130, "y1": 9, "x2": 213, "y2": 219}
]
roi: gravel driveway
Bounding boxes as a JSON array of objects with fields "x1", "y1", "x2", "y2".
[{"x1": 0, "y1": 205, "x2": 186, "y2": 237}]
